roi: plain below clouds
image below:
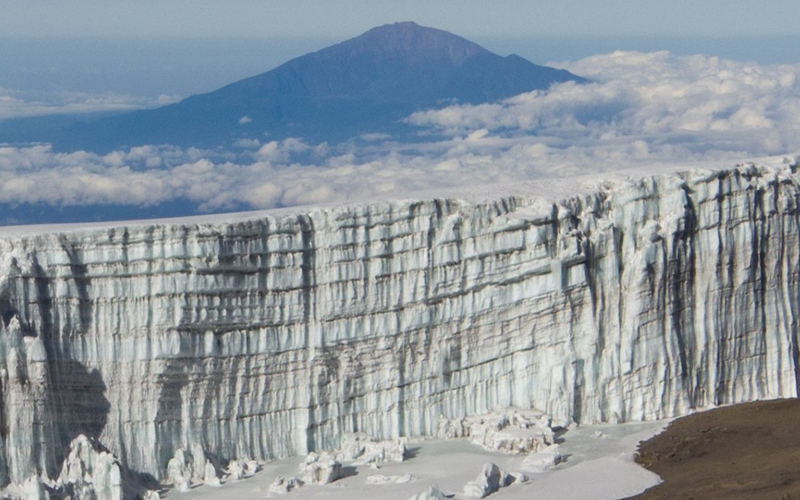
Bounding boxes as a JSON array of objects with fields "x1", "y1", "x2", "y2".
[{"x1": 0, "y1": 51, "x2": 799, "y2": 214}]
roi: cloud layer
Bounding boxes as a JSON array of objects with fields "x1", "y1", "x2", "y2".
[
  {"x1": 0, "y1": 51, "x2": 799, "y2": 216},
  {"x1": 0, "y1": 87, "x2": 177, "y2": 119},
  {"x1": 409, "y1": 51, "x2": 800, "y2": 158}
]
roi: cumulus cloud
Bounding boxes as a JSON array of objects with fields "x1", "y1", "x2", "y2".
[
  {"x1": 0, "y1": 51, "x2": 798, "y2": 217},
  {"x1": 0, "y1": 137, "x2": 570, "y2": 210},
  {"x1": 0, "y1": 132, "x2": 770, "y2": 214},
  {"x1": 408, "y1": 51, "x2": 800, "y2": 158}
]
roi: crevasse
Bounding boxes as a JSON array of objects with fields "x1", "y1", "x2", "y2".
[{"x1": 0, "y1": 162, "x2": 798, "y2": 486}]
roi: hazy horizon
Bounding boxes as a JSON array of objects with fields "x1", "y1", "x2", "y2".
[
  {"x1": 2, "y1": 33, "x2": 799, "y2": 105},
  {"x1": 2, "y1": 0, "x2": 798, "y2": 38}
]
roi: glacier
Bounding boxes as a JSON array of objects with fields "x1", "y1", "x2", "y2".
[{"x1": 0, "y1": 158, "x2": 799, "y2": 493}]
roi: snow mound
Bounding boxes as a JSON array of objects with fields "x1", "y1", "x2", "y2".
[
  {"x1": 461, "y1": 463, "x2": 504, "y2": 498},
  {"x1": 226, "y1": 459, "x2": 260, "y2": 481},
  {"x1": 438, "y1": 409, "x2": 555, "y2": 454},
  {"x1": 522, "y1": 444, "x2": 565, "y2": 473},
  {"x1": 461, "y1": 462, "x2": 527, "y2": 498},
  {"x1": 408, "y1": 485, "x2": 447, "y2": 500},
  {"x1": 56, "y1": 435, "x2": 124, "y2": 500},
  {"x1": 268, "y1": 476, "x2": 304, "y2": 494},
  {"x1": 202, "y1": 460, "x2": 221, "y2": 487},
  {"x1": 337, "y1": 433, "x2": 408, "y2": 464},
  {"x1": 297, "y1": 452, "x2": 343, "y2": 485},
  {"x1": 365, "y1": 473, "x2": 415, "y2": 485},
  {"x1": 166, "y1": 449, "x2": 194, "y2": 492}
]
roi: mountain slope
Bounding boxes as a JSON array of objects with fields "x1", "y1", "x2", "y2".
[{"x1": 0, "y1": 22, "x2": 586, "y2": 151}]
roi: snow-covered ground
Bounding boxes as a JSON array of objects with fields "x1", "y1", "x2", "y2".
[{"x1": 175, "y1": 420, "x2": 667, "y2": 500}]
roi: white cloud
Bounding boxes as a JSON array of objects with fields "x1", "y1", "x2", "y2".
[
  {"x1": 0, "y1": 87, "x2": 178, "y2": 119},
  {"x1": 359, "y1": 132, "x2": 392, "y2": 142},
  {"x1": 407, "y1": 51, "x2": 800, "y2": 159},
  {"x1": 234, "y1": 138, "x2": 261, "y2": 148}
]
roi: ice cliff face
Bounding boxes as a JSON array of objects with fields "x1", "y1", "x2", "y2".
[{"x1": 0, "y1": 160, "x2": 799, "y2": 488}]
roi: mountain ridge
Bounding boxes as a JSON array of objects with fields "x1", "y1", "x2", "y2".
[{"x1": 0, "y1": 22, "x2": 586, "y2": 151}]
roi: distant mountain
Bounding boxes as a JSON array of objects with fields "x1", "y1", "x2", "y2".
[{"x1": 0, "y1": 22, "x2": 586, "y2": 152}]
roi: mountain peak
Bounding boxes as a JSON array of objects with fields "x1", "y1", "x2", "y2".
[
  {"x1": 1, "y1": 23, "x2": 586, "y2": 151},
  {"x1": 368, "y1": 21, "x2": 425, "y2": 33},
  {"x1": 333, "y1": 21, "x2": 488, "y2": 64}
]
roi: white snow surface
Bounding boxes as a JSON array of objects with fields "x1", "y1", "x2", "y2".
[
  {"x1": 0, "y1": 155, "x2": 798, "y2": 497},
  {"x1": 160, "y1": 419, "x2": 667, "y2": 500}
]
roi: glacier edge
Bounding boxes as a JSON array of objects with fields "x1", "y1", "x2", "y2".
[{"x1": 0, "y1": 159, "x2": 798, "y2": 488}]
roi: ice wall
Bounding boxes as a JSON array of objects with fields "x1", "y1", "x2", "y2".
[{"x1": 0, "y1": 161, "x2": 799, "y2": 486}]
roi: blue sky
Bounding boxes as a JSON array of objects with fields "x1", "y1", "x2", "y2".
[{"x1": 1, "y1": 0, "x2": 799, "y2": 38}]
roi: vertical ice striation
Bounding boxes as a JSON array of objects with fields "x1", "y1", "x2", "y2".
[{"x1": 0, "y1": 161, "x2": 799, "y2": 486}]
